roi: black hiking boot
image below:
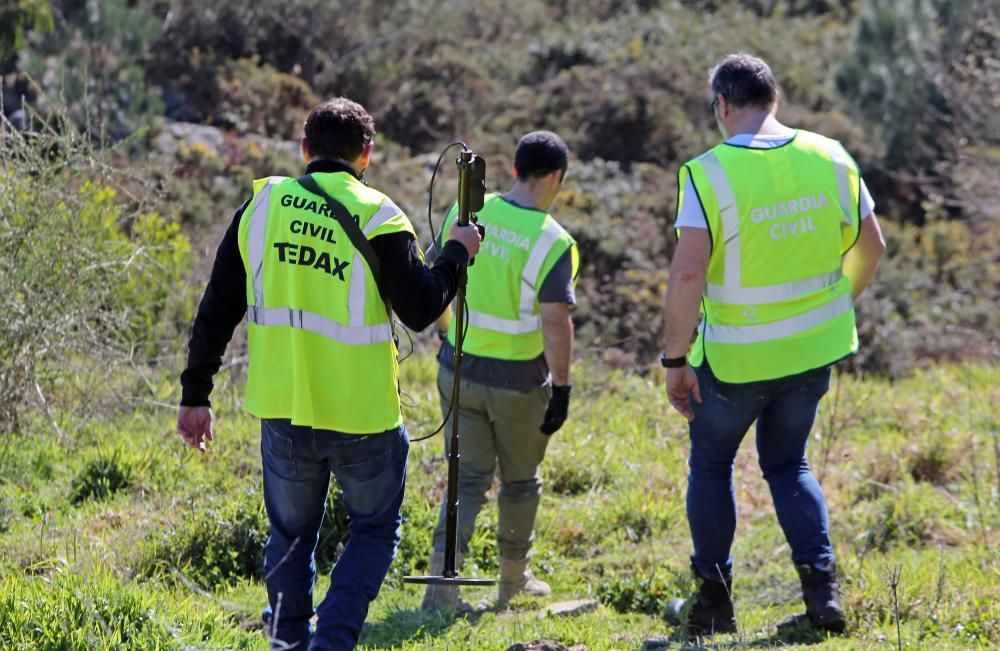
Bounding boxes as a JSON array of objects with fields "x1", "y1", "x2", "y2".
[
  {"x1": 665, "y1": 567, "x2": 737, "y2": 637},
  {"x1": 778, "y1": 561, "x2": 846, "y2": 634}
]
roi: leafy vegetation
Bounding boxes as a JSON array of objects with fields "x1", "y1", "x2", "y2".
[
  {"x1": 3, "y1": 0, "x2": 997, "y2": 373},
  {"x1": 0, "y1": 0, "x2": 996, "y2": 649}
]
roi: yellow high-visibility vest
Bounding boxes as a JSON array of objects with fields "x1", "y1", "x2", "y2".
[
  {"x1": 237, "y1": 172, "x2": 414, "y2": 433},
  {"x1": 679, "y1": 130, "x2": 862, "y2": 382},
  {"x1": 441, "y1": 194, "x2": 578, "y2": 360}
]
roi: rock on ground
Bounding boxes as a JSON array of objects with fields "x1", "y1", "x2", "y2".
[
  {"x1": 505, "y1": 640, "x2": 589, "y2": 651},
  {"x1": 540, "y1": 599, "x2": 600, "y2": 618}
]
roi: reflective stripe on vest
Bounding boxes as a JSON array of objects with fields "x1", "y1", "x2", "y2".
[
  {"x1": 700, "y1": 152, "x2": 741, "y2": 288},
  {"x1": 246, "y1": 180, "x2": 390, "y2": 343},
  {"x1": 247, "y1": 180, "x2": 277, "y2": 310},
  {"x1": 465, "y1": 220, "x2": 563, "y2": 335},
  {"x1": 828, "y1": 142, "x2": 855, "y2": 226},
  {"x1": 703, "y1": 293, "x2": 852, "y2": 344},
  {"x1": 247, "y1": 305, "x2": 393, "y2": 344},
  {"x1": 705, "y1": 270, "x2": 843, "y2": 304}
]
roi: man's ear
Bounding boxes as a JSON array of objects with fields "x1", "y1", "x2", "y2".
[
  {"x1": 719, "y1": 95, "x2": 733, "y2": 119},
  {"x1": 354, "y1": 139, "x2": 374, "y2": 173},
  {"x1": 300, "y1": 137, "x2": 310, "y2": 163},
  {"x1": 510, "y1": 161, "x2": 519, "y2": 180}
]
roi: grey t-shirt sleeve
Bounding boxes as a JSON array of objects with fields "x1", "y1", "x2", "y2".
[{"x1": 537, "y1": 249, "x2": 576, "y2": 304}]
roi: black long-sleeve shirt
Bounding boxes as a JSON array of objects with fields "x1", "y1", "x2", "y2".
[{"x1": 180, "y1": 159, "x2": 468, "y2": 407}]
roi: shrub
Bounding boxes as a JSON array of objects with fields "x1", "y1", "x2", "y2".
[
  {"x1": 141, "y1": 489, "x2": 267, "y2": 589},
  {"x1": 850, "y1": 218, "x2": 1000, "y2": 377},
  {"x1": 0, "y1": 110, "x2": 192, "y2": 431},
  {"x1": 597, "y1": 567, "x2": 687, "y2": 615},
  {"x1": 215, "y1": 57, "x2": 319, "y2": 139},
  {"x1": 69, "y1": 449, "x2": 134, "y2": 504}
]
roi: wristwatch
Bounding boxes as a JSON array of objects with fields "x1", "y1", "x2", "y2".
[{"x1": 660, "y1": 352, "x2": 687, "y2": 368}]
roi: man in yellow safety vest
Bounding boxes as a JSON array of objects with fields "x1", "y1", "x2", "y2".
[
  {"x1": 661, "y1": 53, "x2": 886, "y2": 636},
  {"x1": 421, "y1": 131, "x2": 580, "y2": 611},
  {"x1": 176, "y1": 97, "x2": 481, "y2": 651}
]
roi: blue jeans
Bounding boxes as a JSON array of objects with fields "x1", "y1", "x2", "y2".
[
  {"x1": 260, "y1": 419, "x2": 408, "y2": 651},
  {"x1": 687, "y1": 363, "x2": 833, "y2": 583}
]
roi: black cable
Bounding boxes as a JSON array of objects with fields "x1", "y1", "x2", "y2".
[
  {"x1": 395, "y1": 317, "x2": 415, "y2": 364},
  {"x1": 408, "y1": 291, "x2": 471, "y2": 443},
  {"x1": 427, "y1": 141, "x2": 468, "y2": 252},
  {"x1": 404, "y1": 141, "x2": 472, "y2": 444}
]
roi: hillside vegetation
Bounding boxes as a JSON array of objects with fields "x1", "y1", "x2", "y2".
[{"x1": 0, "y1": 0, "x2": 998, "y2": 649}]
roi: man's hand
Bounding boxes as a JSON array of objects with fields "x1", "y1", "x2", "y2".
[
  {"x1": 540, "y1": 384, "x2": 572, "y2": 435},
  {"x1": 447, "y1": 221, "x2": 482, "y2": 259},
  {"x1": 665, "y1": 365, "x2": 701, "y2": 422},
  {"x1": 177, "y1": 406, "x2": 214, "y2": 453}
]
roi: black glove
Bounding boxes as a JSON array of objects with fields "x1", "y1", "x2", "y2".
[{"x1": 540, "y1": 384, "x2": 572, "y2": 435}]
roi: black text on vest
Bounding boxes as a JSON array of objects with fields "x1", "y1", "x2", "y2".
[{"x1": 273, "y1": 242, "x2": 350, "y2": 281}]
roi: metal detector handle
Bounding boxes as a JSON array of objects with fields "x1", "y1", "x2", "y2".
[
  {"x1": 456, "y1": 149, "x2": 486, "y2": 225},
  {"x1": 457, "y1": 150, "x2": 487, "y2": 264}
]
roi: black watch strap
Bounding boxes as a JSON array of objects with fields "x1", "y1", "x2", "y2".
[{"x1": 660, "y1": 352, "x2": 687, "y2": 368}]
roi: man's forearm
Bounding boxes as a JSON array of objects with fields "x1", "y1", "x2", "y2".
[
  {"x1": 843, "y1": 214, "x2": 886, "y2": 299},
  {"x1": 664, "y1": 228, "x2": 711, "y2": 359},
  {"x1": 542, "y1": 308, "x2": 573, "y2": 385},
  {"x1": 663, "y1": 273, "x2": 705, "y2": 358},
  {"x1": 843, "y1": 249, "x2": 878, "y2": 299}
]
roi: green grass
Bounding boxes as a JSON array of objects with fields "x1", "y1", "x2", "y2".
[{"x1": 0, "y1": 357, "x2": 996, "y2": 650}]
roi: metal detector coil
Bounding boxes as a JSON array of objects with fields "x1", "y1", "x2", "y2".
[{"x1": 404, "y1": 147, "x2": 494, "y2": 588}]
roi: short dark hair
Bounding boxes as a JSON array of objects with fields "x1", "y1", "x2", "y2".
[
  {"x1": 303, "y1": 97, "x2": 375, "y2": 162},
  {"x1": 710, "y1": 53, "x2": 778, "y2": 110},
  {"x1": 514, "y1": 130, "x2": 569, "y2": 179}
]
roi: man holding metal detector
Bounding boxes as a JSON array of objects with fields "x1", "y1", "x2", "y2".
[
  {"x1": 176, "y1": 97, "x2": 480, "y2": 651},
  {"x1": 661, "y1": 53, "x2": 885, "y2": 636},
  {"x1": 420, "y1": 131, "x2": 580, "y2": 610}
]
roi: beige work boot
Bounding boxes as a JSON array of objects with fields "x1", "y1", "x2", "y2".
[
  {"x1": 420, "y1": 552, "x2": 473, "y2": 613},
  {"x1": 497, "y1": 556, "x2": 551, "y2": 606}
]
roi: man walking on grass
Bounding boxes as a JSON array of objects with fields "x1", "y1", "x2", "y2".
[
  {"x1": 177, "y1": 97, "x2": 480, "y2": 650},
  {"x1": 421, "y1": 131, "x2": 580, "y2": 611},
  {"x1": 661, "y1": 53, "x2": 886, "y2": 636}
]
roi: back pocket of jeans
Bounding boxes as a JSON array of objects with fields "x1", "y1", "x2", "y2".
[{"x1": 333, "y1": 435, "x2": 393, "y2": 483}]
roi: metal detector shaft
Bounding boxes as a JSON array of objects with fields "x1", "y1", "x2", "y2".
[
  {"x1": 404, "y1": 149, "x2": 493, "y2": 588},
  {"x1": 442, "y1": 150, "x2": 475, "y2": 577}
]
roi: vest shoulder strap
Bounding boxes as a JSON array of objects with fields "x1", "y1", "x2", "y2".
[{"x1": 296, "y1": 174, "x2": 392, "y2": 318}]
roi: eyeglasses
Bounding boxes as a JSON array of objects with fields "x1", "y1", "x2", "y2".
[{"x1": 710, "y1": 97, "x2": 719, "y2": 114}]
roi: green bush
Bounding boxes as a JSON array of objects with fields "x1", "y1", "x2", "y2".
[
  {"x1": 215, "y1": 56, "x2": 319, "y2": 139},
  {"x1": 850, "y1": 218, "x2": 1000, "y2": 377},
  {"x1": 597, "y1": 567, "x2": 687, "y2": 616},
  {"x1": 69, "y1": 449, "x2": 135, "y2": 504},
  {"x1": 0, "y1": 112, "x2": 192, "y2": 431},
  {"x1": 16, "y1": 0, "x2": 163, "y2": 140},
  {"x1": 141, "y1": 489, "x2": 267, "y2": 589}
]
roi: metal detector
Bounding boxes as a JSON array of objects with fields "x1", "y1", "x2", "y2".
[{"x1": 403, "y1": 148, "x2": 494, "y2": 588}]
